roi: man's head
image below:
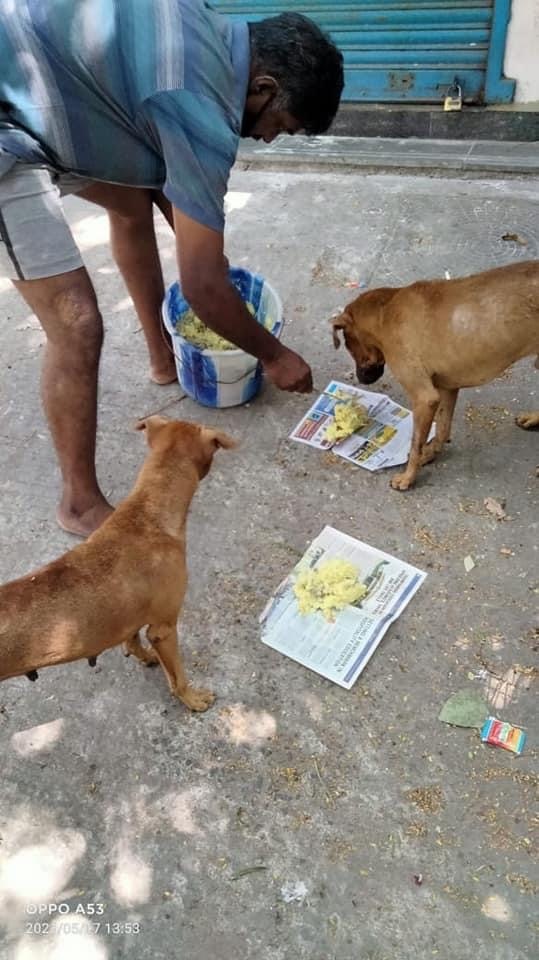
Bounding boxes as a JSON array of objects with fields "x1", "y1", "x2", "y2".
[{"x1": 242, "y1": 13, "x2": 344, "y2": 142}]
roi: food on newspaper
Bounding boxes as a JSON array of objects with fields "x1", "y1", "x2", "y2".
[
  {"x1": 260, "y1": 526, "x2": 427, "y2": 689},
  {"x1": 290, "y1": 381, "x2": 435, "y2": 473},
  {"x1": 293, "y1": 558, "x2": 367, "y2": 621},
  {"x1": 325, "y1": 398, "x2": 368, "y2": 442},
  {"x1": 180, "y1": 302, "x2": 257, "y2": 351}
]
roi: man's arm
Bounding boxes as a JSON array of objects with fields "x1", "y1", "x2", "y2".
[{"x1": 173, "y1": 208, "x2": 312, "y2": 393}]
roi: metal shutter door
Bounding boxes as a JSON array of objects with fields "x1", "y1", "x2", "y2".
[{"x1": 212, "y1": 1, "x2": 515, "y2": 104}]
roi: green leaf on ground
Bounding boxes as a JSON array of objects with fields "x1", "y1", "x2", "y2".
[{"x1": 439, "y1": 689, "x2": 489, "y2": 729}]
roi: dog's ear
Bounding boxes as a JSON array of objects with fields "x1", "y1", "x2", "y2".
[
  {"x1": 331, "y1": 309, "x2": 352, "y2": 349},
  {"x1": 135, "y1": 415, "x2": 170, "y2": 445},
  {"x1": 200, "y1": 427, "x2": 238, "y2": 451}
]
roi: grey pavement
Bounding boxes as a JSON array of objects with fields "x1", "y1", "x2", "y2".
[{"x1": 0, "y1": 160, "x2": 538, "y2": 960}]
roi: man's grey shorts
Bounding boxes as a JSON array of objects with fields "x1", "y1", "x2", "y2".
[{"x1": 0, "y1": 154, "x2": 92, "y2": 281}]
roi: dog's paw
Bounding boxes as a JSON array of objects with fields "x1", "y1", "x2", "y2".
[
  {"x1": 516, "y1": 411, "x2": 539, "y2": 430},
  {"x1": 390, "y1": 473, "x2": 414, "y2": 491},
  {"x1": 179, "y1": 686, "x2": 216, "y2": 712}
]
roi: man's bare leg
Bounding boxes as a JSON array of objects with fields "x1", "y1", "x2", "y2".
[
  {"x1": 79, "y1": 184, "x2": 176, "y2": 384},
  {"x1": 14, "y1": 268, "x2": 112, "y2": 536}
]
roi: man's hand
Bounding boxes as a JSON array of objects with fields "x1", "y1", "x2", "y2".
[{"x1": 263, "y1": 347, "x2": 313, "y2": 393}]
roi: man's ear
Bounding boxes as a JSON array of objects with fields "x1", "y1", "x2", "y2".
[
  {"x1": 250, "y1": 74, "x2": 278, "y2": 97},
  {"x1": 331, "y1": 309, "x2": 352, "y2": 349},
  {"x1": 135, "y1": 415, "x2": 170, "y2": 445},
  {"x1": 200, "y1": 427, "x2": 238, "y2": 451}
]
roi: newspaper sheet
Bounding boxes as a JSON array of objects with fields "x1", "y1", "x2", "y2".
[
  {"x1": 260, "y1": 526, "x2": 426, "y2": 690},
  {"x1": 290, "y1": 380, "x2": 430, "y2": 471}
]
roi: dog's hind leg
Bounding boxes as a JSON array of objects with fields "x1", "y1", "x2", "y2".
[
  {"x1": 515, "y1": 411, "x2": 539, "y2": 429},
  {"x1": 147, "y1": 622, "x2": 215, "y2": 712},
  {"x1": 515, "y1": 355, "x2": 539, "y2": 428},
  {"x1": 123, "y1": 632, "x2": 159, "y2": 666},
  {"x1": 420, "y1": 387, "x2": 459, "y2": 465}
]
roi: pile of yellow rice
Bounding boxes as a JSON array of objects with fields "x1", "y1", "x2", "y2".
[{"x1": 180, "y1": 302, "x2": 258, "y2": 351}]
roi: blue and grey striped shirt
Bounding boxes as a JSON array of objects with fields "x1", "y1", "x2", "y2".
[{"x1": 0, "y1": 0, "x2": 249, "y2": 230}]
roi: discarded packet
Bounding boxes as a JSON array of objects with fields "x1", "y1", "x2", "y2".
[{"x1": 480, "y1": 716, "x2": 526, "y2": 755}]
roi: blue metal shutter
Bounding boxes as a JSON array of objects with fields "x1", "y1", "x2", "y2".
[{"x1": 212, "y1": 1, "x2": 515, "y2": 104}]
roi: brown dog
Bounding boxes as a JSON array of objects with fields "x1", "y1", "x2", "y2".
[
  {"x1": 332, "y1": 260, "x2": 539, "y2": 490},
  {"x1": 0, "y1": 417, "x2": 236, "y2": 711}
]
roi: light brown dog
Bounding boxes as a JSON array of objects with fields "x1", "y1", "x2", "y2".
[
  {"x1": 0, "y1": 417, "x2": 236, "y2": 711},
  {"x1": 332, "y1": 260, "x2": 539, "y2": 490}
]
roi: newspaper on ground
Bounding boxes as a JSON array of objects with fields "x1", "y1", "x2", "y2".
[
  {"x1": 260, "y1": 526, "x2": 426, "y2": 690},
  {"x1": 290, "y1": 380, "x2": 432, "y2": 471}
]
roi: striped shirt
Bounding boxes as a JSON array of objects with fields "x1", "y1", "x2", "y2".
[{"x1": 0, "y1": 0, "x2": 249, "y2": 230}]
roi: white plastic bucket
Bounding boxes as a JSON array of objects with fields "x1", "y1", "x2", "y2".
[{"x1": 162, "y1": 267, "x2": 283, "y2": 408}]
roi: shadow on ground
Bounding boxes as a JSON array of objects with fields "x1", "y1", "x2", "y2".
[{"x1": 0, "y1": 171, "x2": 537, "y2": 960}]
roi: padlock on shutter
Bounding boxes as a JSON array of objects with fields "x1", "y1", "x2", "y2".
[{"x1": 444, "y1": 78, "x2": 462, "y2": 112}]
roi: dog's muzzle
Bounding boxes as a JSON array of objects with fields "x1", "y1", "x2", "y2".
[{"x1": 356, "y1": 363, "x2": 385, "y2": 385}]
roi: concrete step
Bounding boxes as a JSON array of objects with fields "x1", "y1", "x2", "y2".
[
  {"x1": 237, "y1": 136, "x2": 539, "y2": 177},
  {"x1": 332, "y1": 104, "x2": 539, "y2": 143}
]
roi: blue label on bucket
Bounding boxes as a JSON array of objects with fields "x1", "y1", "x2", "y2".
[{"x1": 176, "y1": 342, "x2": 219, "y2": 407}]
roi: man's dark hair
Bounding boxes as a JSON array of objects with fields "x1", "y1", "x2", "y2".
[{"x1": 248, "y1": 13, "x2": 344, "y2": 135}]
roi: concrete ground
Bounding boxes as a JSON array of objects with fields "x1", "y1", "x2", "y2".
[{"x1": 0, "y1": 162, "x2": 537, "y2": 960}]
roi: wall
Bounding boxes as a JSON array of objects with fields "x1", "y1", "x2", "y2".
[{"x1": 504, "y1": 0, "x2": 539, "y2": 102}]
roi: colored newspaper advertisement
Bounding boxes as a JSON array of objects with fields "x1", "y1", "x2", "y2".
[
  {"x1": 260, "y1": 526, "x2": 426, "y2": 690},
  {"x1": 290, "y1": 380, "x2": 428, "y2": 471}
]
